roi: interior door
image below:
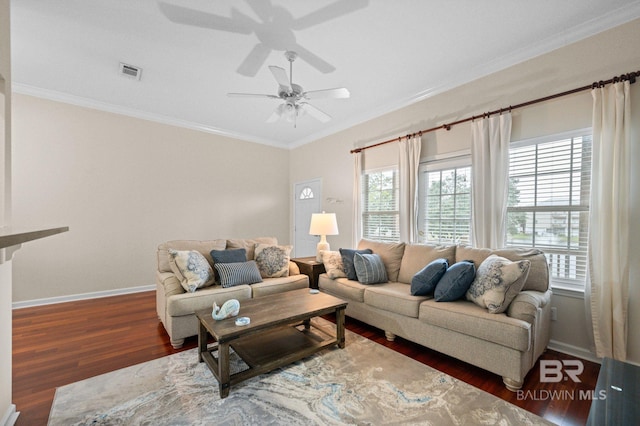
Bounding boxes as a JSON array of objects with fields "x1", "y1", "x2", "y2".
[{"x1": 293, "y1": 179, "x2": 322, "y2": 257}]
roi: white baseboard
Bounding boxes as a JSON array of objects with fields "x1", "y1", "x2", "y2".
[
  {"x1": 1, "y1": 404, "x2": 19, "y2": 426},
  {"x1": 548, "y1": 339, "x2": 601, "y2": 364},
  {"x1": 12, "y1": 285, "x2": 155, "y2": 309}
]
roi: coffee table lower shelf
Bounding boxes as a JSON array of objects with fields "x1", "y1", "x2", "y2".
[{"x1": 201, "y1": 322, "x2": 339, "y2": 397}]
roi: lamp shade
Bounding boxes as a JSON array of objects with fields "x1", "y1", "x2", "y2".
[{"x1": 309, "y1": 212, "x2": 339, "y2": 236}]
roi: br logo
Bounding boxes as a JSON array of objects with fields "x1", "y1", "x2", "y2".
[{"x1": 540, "y1": 360, "x2": 584, "y2": 383}]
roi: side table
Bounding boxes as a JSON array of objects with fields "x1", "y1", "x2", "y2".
[
  {"x1": 292, "y1": 256, "x2": 326, "y2": 289},
  {"x1": 586, "y1": 357, "x2": 639, "y2": 425}
]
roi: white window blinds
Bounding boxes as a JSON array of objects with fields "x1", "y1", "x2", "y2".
[
  {"x1": 362, "y1": 168, "x2": 400, "y2": 242},
  {"x1": 507, "y1": 130, "x2": 592, "y2": 289}
]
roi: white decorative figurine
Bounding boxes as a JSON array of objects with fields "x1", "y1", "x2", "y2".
[{"x1": 212, "y1": 299, "x2": 240, "y2": 320}]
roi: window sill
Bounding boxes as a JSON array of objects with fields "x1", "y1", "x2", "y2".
[{"x1": 550, "y1": 284, "x2": 585, "y2": 299}]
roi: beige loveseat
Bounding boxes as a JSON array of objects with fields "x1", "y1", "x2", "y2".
[
  {"x1": 156, "y1": 237, "x2": 309, "y2": 348},
  {"x1": 319, "y1": 239, "x2": 552, "y2": 391}
]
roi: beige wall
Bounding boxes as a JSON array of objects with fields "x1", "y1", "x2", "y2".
[
  {"x1": 290, "y1": 19, "x2": 640, "y2": 364},
  {"x1": 11, "y1": 95, "x2": 291, "y2": 302}
]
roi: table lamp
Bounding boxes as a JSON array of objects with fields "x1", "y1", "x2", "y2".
[{"x1": 309, "y1": 211, "x2": 339, "y2": 262}]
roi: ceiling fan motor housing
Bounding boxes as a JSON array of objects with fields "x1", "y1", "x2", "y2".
[{"x1": 279, "y1": 83, "x2": 303, "y2": 99}]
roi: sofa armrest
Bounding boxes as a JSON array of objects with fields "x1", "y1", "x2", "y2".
[
  {"x1": 289, "y1": 261, "x2": 300, "y2": 276},
  {"x1": 156, "y1": 271, "x2": 184, "y2": 298},
  {"x1": 507, "y1": 290, "x2": 551, "y2": 325}
]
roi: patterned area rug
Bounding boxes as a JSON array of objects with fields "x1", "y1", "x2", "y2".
[{"x1": 49, "y1": 318, "x2": 552, "y2": 425}]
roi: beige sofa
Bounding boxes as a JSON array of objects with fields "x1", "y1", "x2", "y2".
[
  {"x1": 319, "y1": 239, "x2": 552, "y2": 391},
  {"x1": 156, "y1": 237, "x2": 309, "y2": 348}
]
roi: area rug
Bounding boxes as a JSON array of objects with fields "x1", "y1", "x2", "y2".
[{"x1": 49, "y1": 318, "x2": 552, "y2": 425}]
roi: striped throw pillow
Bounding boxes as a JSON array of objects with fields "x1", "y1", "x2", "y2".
[
  {"x1": 353, "y1": 252, "x2": 388, "y2": 284},
  {"x1": 214, "y1": 261, "x2": 263, "y2": 288}
]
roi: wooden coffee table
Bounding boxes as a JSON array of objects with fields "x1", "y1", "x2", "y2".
[{"x1": 195, "y1": 288, "x2": 347, "y2": 398}]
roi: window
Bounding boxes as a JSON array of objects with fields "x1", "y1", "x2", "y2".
[
  {"x1": 299, "y1": 186, "x2": 314, "y2": 199},
  {"x1": 362, "y1": 168, "x2": 400, "y2": 242},
  {"x1": 418, "y1": 159, "x2": 472, "y2": 245},
  {"x1": 507, "y1": 130, "x2": 592, "y2": 290}
]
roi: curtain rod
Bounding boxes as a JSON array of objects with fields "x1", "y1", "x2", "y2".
[{"x1": 350, "y1": 69, "x2": 639, "y2": 154}]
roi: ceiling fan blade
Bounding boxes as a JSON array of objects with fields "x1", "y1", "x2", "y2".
[
  {"x1": 291, "y1": 45, "x2": 335, "y2": 74},
  {"x1": 266, "y1": 104, "x2": 285, "y2": 123},
  {"x1": 301, "y1": 103, "x2": 331, "y2": 123},
  {"x1": 237, "y1": 43, "x2": 271, "y2": 77},
  {"x1": 292, "y1": 0, "x2": 369, "y2": 30},
  {"x1": 227, "y1": 93, "x2": 280, "y2": 99},
  {"x1": 269, "y1": 66, "x2": 292, "y2": 91},
  {"x1": 245, "y1": 0, "x2": 274, "y2": 23},
  {"x1": 158, "y1": 2, "x2": 253, "y2": 33},
  {"x1": 303, "y1": 87, "x2": 350, "y2": 100}
]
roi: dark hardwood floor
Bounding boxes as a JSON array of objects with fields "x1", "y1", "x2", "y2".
[{"x1": 12, "y1": 291, "x2": 599, "y2": 425}]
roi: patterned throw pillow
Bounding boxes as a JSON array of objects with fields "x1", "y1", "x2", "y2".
[
  {"x1": 411, "y1": 258, "x2": 448, "y2": 296},
  {"x1": 339, "y1": 248, "x2": 373, "y2": 280},
  {"x1": 168, "y1": 249, "x2": 215, "y2": 293},
  {"x1": 254, "y1": 244, "x2": 292, "y2": 278},
  {"x1": 434, "y1": 260, "x2": 476, "y2": 302},
  {"x1": 466, "y1": 255, "x2": 531, "y2": 313},
  {"x1": 321, "y1": 250, "x2": 347, "y2": 279},
  {"x1": 353, "y1": 252, "x2": 388, "y2": 284},
  {"x1": 214, "y1": 261, "x2": 263, "y2": 288}
]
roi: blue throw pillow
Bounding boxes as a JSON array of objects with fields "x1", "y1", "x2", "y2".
[
  {"x1": 339, "y1": 248, "x2": 373, "y2": 280},
  {"x1": 353, "y1": 252, "x2": 388, "y2": 284},
  {"x1": 434, "y1": 260, "x2": 476, "y2": 302},
  {"x1": 210, "y1": 248, "x2": 247, "y2": 263},
  {"x1": 411, "y1": 258, "x2": 448, "y2": 296},
  {"x1": 214, "y1": 261, "x2": 263, "y2": 288}
]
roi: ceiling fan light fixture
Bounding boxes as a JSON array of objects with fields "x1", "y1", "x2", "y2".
[{"x1": 228, "y1": 50, "x2": 350, "y2": 127}]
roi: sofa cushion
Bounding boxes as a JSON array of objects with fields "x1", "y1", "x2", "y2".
[
  {"x1": 364, "y1": 282, "x2": 429, "y2": 318},
  {"x1": 226, "y1": 237, "x2": 278, "y2": 260},
  {"x1": 318, "y1": 275, "x2": 367, "y2": 302},
  {"x1": 456, "y1": 246, "x2": 548, "y2": 292},
  {"x1": 419, "y1": 299, "x2": 532, "y2": 352},
  {"x1": 254, "y1": 244, "x2": 292, "y2": 278},
  {"x1": 466, "y1": 255, "x2": 531, "y2": 314},
  {"x1": 167, "y1": 285, "x2": 252, "y2": 317},
  {"x1": 321, "y1": 250, "x2": 347, "y2": 279},
  {"x1": 434, "y1": 260, "x2": 476, "y2": 302},
  {"x1": 251, "y1": 275, "x2": 310, "y2": 297},
  {"x1": 168, "y1": 249, "x2": 215, "y2": 293},
  {"x1": 339, "y1": 248, "x2": 373, "y2": 280},
  {"x1": 397, "y1": 244, "x2": 456, "y2": 284},
  {"x1": 357, "y1": 239, "x2": 406, "y2": 282},
  {"x1": 214, "y1": 261, "x2": 263, "y2": 288},
  {"x1": 354, "y1": 253, "x2": 388, "y2": 284},
  {"x1": 158, "y1": 239, "x2": 226, "y2": 273},
  {"x1": 410, "y1": 258, "x2": 448, "y2": 296}
]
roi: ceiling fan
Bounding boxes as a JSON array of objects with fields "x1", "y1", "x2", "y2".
[{"x1": 227, "y1": 50, "x2": 350, "y2": 126}]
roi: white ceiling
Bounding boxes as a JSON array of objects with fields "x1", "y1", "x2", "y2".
[{"x1": 10, "y1": 0, "x2": 640, "y2": 149}]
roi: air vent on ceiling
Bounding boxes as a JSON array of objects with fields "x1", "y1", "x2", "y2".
[{"x1": 119, "y1": 62, "x2": 142, "y2": 80}]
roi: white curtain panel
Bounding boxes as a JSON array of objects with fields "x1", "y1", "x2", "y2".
[
  {"x1": 470, "y1": 113, "x2": 512, "y2": 249},
  {"x1": 587, "y1": 81, "x2": 630, "y2": 360},
  {"x1": 399, "y1": 135, "x2": 422, "y2": 243},
  {"x1": 352, "y1": 151, "x2": 363, "y2": 247}
]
